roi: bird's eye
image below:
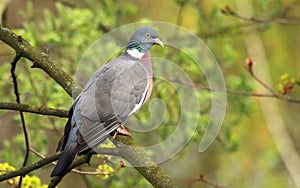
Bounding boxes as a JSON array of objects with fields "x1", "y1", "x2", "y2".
[{"x1": 146, "y1": 33, "x2": 150, "y2": 37}]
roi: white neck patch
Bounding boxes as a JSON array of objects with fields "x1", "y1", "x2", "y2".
[{"x1": 126, "y1": 48, "x2": 145, "y2": 59}]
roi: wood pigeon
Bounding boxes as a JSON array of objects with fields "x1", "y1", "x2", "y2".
[{"x1": 51, "y1": 27, "x2": 164, "y2": 177}]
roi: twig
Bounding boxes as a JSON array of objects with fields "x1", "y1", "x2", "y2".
[
  {"x1": 245, "y1": 59, "x2": 278, "y2": 96},
  {"x1": 200, "y1": 22, "x2": 257, "y2": 39},
  {"x1": 0, "y1": 102, "x2": 68, "y2": 117},
  {"x1": 245, "y1": 58, "x2": 300, "y2": 104},
  {"x1": 221, "y1": 5, "x2": 300, "y2": 25},
  {"x1": 48, "y1": 153, "x2": 93, "y2": 188},
  {"x1": 30, "y1": 146, "x2": 123, "y2": 177},
  {"x1": 24, "y1": 64, "x2": 65, "y2": 135},
  {"x1": 10, "y1": 54, "x2": 31, "y2": 187},
  {"x1": 72, "y1": 160, "x2": 125, "y2": 175},
  {"x1": 0, "y1": 153, "x2": 61, "y2": 182},
  {"x1": 188, "y1": 174, "x2": 227, "y2": 188},
  {"x1": 165, "y1": 76, "x2": 300, "y2": 104},
  {"x1": 29, "y1": 148, "x2": 48, "y2": 159},
  {"x1": 0, "y1": 148, "x2": 121, "y2": 183},
  {"x1": 29, "y1": 148, "x2": 60, "y2": 167},
  {"x1": 164, "y1": 63, "x2": 300, "y2": 104}
]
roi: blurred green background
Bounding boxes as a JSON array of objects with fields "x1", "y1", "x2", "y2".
[{"x1": 1, "y1": 0, "x2": 300, "y2": 187}]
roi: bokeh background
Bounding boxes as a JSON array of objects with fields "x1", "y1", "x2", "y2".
[{"x1": 1, "y1": 0, "x2": 300, "y2": 187}]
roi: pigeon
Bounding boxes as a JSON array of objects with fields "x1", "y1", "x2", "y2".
[{"x1": 51, "y1": 27, "x2": 164, "y2": 177}]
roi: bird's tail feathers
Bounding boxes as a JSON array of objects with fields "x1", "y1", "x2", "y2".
[{"x1": 50, "y1": 147, "x2": 76, "y2": 177}]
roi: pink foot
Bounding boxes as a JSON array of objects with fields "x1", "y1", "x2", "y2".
[{"x1": 113, "y1": 125, "x2": 131, "y2": 139}]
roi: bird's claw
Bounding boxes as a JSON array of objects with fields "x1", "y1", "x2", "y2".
[{"x1": 112, "y1": 125, "x2": 131, "y2": 139}]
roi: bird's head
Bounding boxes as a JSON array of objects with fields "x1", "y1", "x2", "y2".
[{"x1": 126, "y1": 27, "x2": 164, "y2": 59}]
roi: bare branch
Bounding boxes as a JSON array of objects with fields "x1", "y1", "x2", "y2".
[
  {"x1": 0, "y1": 147, "x2": 121, "y2": 183},
  {"x1": 188, "y1": 174, "x2": 227, "y2": 188},
  {"x1": 0, "y1": 102, "x2": 68, "y2": 117},
  {"x1": 221, "y1": 6, "x2": 300, "y2": 25},
  {"x1": 166, "y1": 76, "x2": 300, "y2": 104},
  {"x1": 10, "y1": 54, "x2": 31, "y2": 186},
  {"x1": 0, "y1": 153, "x2": 61, "y2": 182},
  {"x1": 245, "y1": 58, "x2": 300, "y2": 104},
  {"x1": 72, "y1": 160, "x2": 125, "y2": 176},
  {"x1": 48, "y1": 153, "x2": 93, "y2": 188},
  {"x1": 200, "y1": 22, "x2": 257, "y2": 39}
]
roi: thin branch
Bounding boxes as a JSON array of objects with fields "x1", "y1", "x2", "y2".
[
  {"x1": 48, "y1": 153, "x2": 93, "y2": 188},
  {"x1": 245, "y1": 61, "x2": 279, "y2": 97},
  {"x1": 188, "y1": 174, "x2": 227, "y2": 188},
  {"x1": 23, "y1": 63, "x2": 63, "y2": 135},
  {"x1": 0, "y1": 147, "x2": 121, "y2": 182},
  {"x1": 10, "y1": 54, "x2": 31, "y2": 187},
  {"x1": 165, "y1": 70, "x2": 300, "y2": 104},
  {"x1": 245, "y1": 59, "x2": 300, "y2": 104},
  {"x1": 29, "y1": 148, "x2": 60, "y2": 169},
  {"x1": 31, "y1": 146, "x2": 123, "y2": 177},
  {"x1": 195, "y1": 85, "x2": 276, "y2": 98},
  {"x1": 0, "y1": 102, "x2": 68, "y2": 117},
  {"x1": 221, "y1": 6, "x2": 300, "y2": 25},
  {"x1": 29, "y1": 148, "x2": 48, "y2": 159},
  {"x1": 0, "y1": 25, "x2": 81, "y2": 97},
  {"x1": 200, "y1": 23, "x2": 255, "y2": 39},
  {"x1": 0, "y1": 153, "x2": 61, "y2": 182},
  {"x1": 72, "y1": 160, "x2": 125, "y2": 176}
]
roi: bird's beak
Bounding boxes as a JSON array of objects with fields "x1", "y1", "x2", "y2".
[{"x1": 153, "y1": 38, "x2": 164, "y2": 48}]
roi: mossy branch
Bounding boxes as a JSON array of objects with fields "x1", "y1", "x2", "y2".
[
  {"x1": 0, "y1": 148, "x2": 119, "y2": 182},
  {"x1": 0, "y1": 25, "x2": 81, "y2": 98},
  {"x1": 114, "y1": 135, "x2": 177, "y2": 188},
  {"x1": 0, "y1": 153, "x2": 61, "y2": 181},
  {"x1": 0, "y1": 25, "x2": 177, "y2": 188},
  {"x1": 0, "y1": 102, "x2": 68, "y2": 118}
]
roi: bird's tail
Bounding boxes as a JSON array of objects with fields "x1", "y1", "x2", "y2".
[{"x1": 50, "y1": 147, "x2": 76, "y2": 177}]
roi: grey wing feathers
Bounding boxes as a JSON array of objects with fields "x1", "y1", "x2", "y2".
[
  {"x1": 66, "y1": 57, "x2": 149, "y2": 154},
  {"x1": 78, "y1": 57, "x2": 149, "y2": 121}
]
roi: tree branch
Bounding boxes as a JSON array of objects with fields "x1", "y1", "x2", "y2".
[
  {"x1": 245, "y1": 58, "x2": 300, "y2": 104},
  {"x1": 0, "y1": 153, "x2": 60, "y2": 182},
  {"x1": 10, "y1": 54, "x2": 30, "y2": 187},
  {"x1": 0, "y1": 102, "x2": 68, "y2": 117},
  {"x1": 0, "y1": 25, "x2": 81, "y2": 98},
  {"x1": 199, "y1": 22, "x2": 256, "y2": 39},
  {"x1": 166, "y1": 77, "x2": 300, "y2": 104},
  {"x1": 221, "y1": 6, "x2": 300, "y2": 25},
  {"x1": 71, "y1": 160, "x2": 125, "y2": 175},
  {"x1": 188, "y1": 174, "x2": 227, "y2": 188},
  {"x1": 0, "y1": 147, "x2": 120, "y2": 182},
  {"x1": 114, "y1": 135, "x2": 177, "y2": 188},
  {"x1": 48, "y1": 153, "x2": 93, "y2": 188}
]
